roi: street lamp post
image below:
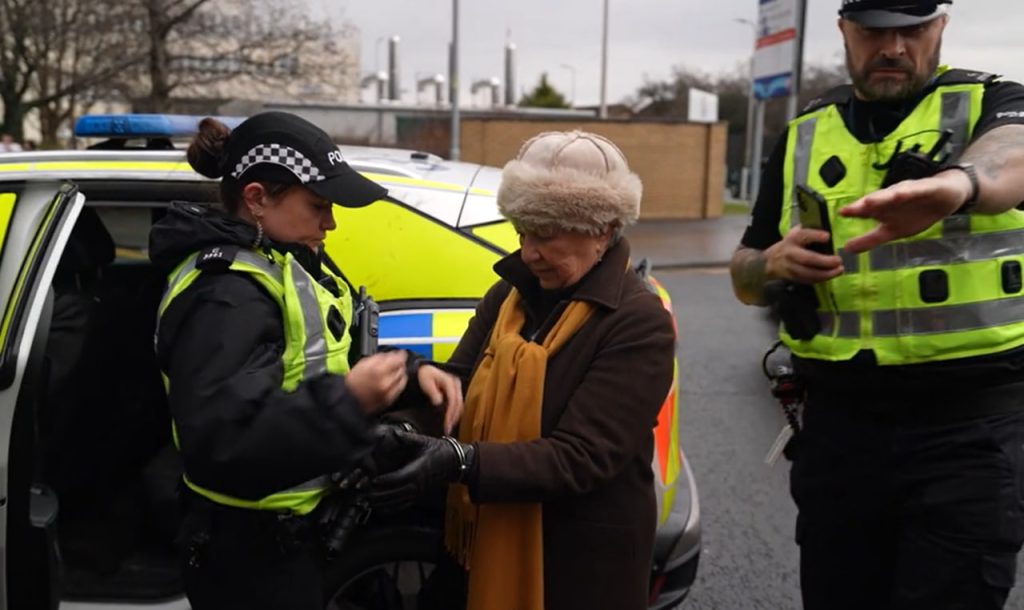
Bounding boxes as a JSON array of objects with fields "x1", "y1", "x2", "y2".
[
  {"x1": 735, "y1": 17, "x2": 757, "y2": 202},
  {"x1": 599, "y1": 0, "x2": 609, "y2": 119},
  {"x1": 450, "y1": 0, "x2": 461, "y2": 161},
  {"x1": 786, "y1": 0, "x2": 808, "y2": 120},
  {"x1": 560, "y1": 64, "x2": 577, "y2": 107}
]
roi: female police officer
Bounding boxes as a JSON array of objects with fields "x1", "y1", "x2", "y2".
[{"x1": 149, "y1": 112, "x2": 461, "y2": 609}]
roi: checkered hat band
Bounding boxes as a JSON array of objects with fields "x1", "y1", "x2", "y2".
[{"x1": 231, "y1": 143, "x2": 324, "y2": 183}]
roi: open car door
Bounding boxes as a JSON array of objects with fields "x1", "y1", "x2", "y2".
[{"x1": 0, "y1": 183, "x2": 84, "y2": 609}]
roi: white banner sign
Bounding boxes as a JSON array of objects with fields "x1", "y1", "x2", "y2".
[
  {"x1": 687, "y1": 88, "x2": 719, "y2": 123},
  {"x1": 753, "y1": 0, "x2": 798, "y2": 100}
]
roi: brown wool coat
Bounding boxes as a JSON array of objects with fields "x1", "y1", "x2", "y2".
[{"x1": 446, "y1": 237, "x2": 676, "y2": 610}]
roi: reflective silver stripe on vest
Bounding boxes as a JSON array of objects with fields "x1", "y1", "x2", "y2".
[
  {"x1": 233, "y1": 249, "x2": 284, "y2": 284},
  {"x1": 868, "y1": 228, "x2": 1024, "y2": 272},
  {"x1": 159, "y1": 252, "x2": 200, "y2": 311},
  {"x1": 172, "y1": 252, "x2": 201, "y2": 290},
  {"x1": 790, "y1": 118, "x2": 818, "y2": 228},
  {"x1": 288, "y1": 258, "x2": 329, "y2": 378},
  {"x1": 818, "y1": 311, "x2": 860, "y2": 338},
  {"x1": 839, "y1": 248, "x2": 860, "y2": 274},
  {"x1": 874, "y1": 296, "x2": 1024, "y2": 337},
  {"x1": 941, "y1": 91, "x2": 971, "y2": 160},
  {"x1": 155, "y1": 252, "x2": 201, "y2": 347},
  {"x1": 280, "y1": 475, "x2": 330, "y2": 494}
]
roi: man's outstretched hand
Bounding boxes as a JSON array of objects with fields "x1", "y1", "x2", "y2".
[{"x1": 839, "y1": 169, "x2": 973, "y2": 253}]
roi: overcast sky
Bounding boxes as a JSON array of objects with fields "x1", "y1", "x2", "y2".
[{"x1": 324, "y1": 1, "x2": 1024, "y2": 108}]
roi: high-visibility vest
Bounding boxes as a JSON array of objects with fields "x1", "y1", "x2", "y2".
[
  {"x1": 778, "y1": 67, "x2": 1024, "y2": 366},
  {"x1": 158, "y1": 245, "x2": 353, "y2": 515}
]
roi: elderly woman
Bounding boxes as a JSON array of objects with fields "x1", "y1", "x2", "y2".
[{"x1": 372, "y1": 131, "x2": 676, "y2": 610}]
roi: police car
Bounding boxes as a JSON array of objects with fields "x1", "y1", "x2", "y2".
[{"x1": 0, "y1": 114, "x2": 700, "y2": 609}]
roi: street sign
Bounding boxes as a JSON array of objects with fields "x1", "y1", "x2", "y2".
[
  {"x1": 687, "y1": 88, "x2": 719, "y2": 124},
  {"x1": 753, "y1": 0, "x2": 798, "y2": 100}
]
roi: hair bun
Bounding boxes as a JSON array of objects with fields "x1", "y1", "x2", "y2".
[{"x1": 187, "y1": 117, "x2": 232, "y2": 179}]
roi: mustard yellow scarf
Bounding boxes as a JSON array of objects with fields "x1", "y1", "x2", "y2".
[{"x1": 445, "y1": 288, "x2": 595, "y2": 610}]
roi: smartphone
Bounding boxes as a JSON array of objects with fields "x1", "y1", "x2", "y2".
[{"x1": 795, "y1": 184, "x2": 834, "y2": 255}]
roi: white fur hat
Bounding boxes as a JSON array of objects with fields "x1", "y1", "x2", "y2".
[{"x1": 497, "y1": 130, "x2": 642, "y2": 235}]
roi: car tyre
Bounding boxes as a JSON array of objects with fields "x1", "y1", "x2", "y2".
[{"x1": 323, "y1": 525, "x2": 443, "y2": 610}]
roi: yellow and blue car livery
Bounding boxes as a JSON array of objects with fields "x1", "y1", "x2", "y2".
[{"x1": 0, "y1": 113, "x2": 700, "y2": 609}]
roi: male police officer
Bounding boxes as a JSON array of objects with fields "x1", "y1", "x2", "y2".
[{"x1": 731, "y1": 1, "x2": 1024, "y2": 608}]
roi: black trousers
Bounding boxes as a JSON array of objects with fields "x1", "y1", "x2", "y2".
[
  {"x1": 177, "y1": 496, "x2": 324, "y2": 610},
  {"x1": 790, "y1": 396, "x2": 1024, "y2": 610}
]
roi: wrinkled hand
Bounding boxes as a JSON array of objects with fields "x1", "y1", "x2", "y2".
[
  {"x1": 839, "y1": 170, "x2": 973, "y2": 253},
  {"x1": 417, "y1": 365, "x2": 464, "y2": 434},
  {"x1": 764, "y1": 226, "x2": 844, "y2": 285},
  {"x1": 369, "y1": 431, "x2": 469, "y2": 512},
  {"x1": 346, "y1": 351, "x2": 408, "y2": 414}
]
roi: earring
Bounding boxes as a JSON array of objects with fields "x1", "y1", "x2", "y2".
[{"x1": 252, "y1": 219, "x2": 264, "y2": 249}]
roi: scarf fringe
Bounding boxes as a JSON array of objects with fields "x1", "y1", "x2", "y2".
[{"x1": 445, "y1": 484, "x2": 477, "y2": 569}]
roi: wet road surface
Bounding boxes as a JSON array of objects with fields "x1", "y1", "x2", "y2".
[{"x1": 661, "y1": 268, "x2": 1024, "y2": 610}]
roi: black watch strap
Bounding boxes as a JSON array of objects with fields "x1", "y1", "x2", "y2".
[{"x1": 950, "y1": 163, "x2": 980, "y2": 213}]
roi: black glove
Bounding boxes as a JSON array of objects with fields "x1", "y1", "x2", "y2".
[
  {"x1": 369, "y1": 431, "x2": 475, "y2": 512},
  {"x1": 362, "y1": 421, "x2": 421, "y2": 477}
]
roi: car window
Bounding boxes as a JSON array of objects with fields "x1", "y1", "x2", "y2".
[
  {"x1": 458, "y1": 165, "x2": 504, "y2": 228},
  {"x1": 92, "y1": 206, "x2": 153, "y2": 261}
]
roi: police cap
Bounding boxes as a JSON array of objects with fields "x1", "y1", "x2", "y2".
[
  {"x1": 839, "y1": 0, "x2": 952, "y2": 29},
  {"x1": 221, "y1": 111, "x2": 386, "y2": 208}
]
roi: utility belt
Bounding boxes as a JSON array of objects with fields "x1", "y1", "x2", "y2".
[
  {"x1": 177, "y1": 471, "x2": 371, "y2": 567},
  {"x1": 177, "y1": 487, "x2": 329, "y2": 566}
]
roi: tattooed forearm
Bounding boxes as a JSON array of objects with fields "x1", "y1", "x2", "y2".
[
  {"x1": 958, "y1": 124, "x2": 1024, "y2": 212},
  {"x1": 730, "y1": 246, "x2": 770, "y2": 306}
]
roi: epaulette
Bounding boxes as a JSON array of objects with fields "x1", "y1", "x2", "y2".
[
  {"x1": 799, "y1": 85, "x2": 855, "y2": 116},
  {"x1": 172, "y1": 200, "x2": 210, "y2": 217},
  {"x1": 933, "y1": 69, "x2": 1000, "y2": 87},
  {"x1": 796, "y1": 69, "x2": 1000, "y2": 119},
  {"x1": 195, "y1": 244, "x2": 241, "y2": 272}
]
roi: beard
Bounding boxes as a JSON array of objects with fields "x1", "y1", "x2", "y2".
[{"x1": 846, "y1": 41, "x2": 941, "y2": 102}]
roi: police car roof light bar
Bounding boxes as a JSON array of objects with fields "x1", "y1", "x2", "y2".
[{"x1": 74, "y1": 114, "x2": 247, "y2": 139}]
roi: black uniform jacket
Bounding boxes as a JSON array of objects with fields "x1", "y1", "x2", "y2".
[{"x1": 150, "y1": 202, "x2": 373, "y2": 501}]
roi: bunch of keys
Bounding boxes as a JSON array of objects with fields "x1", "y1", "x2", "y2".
[
  {"x1": 763, "y1": 363, "x2": 804, "y2": 466},
  {"x1": 764, "y1": 416, "x2": 797, "y2": 466}
]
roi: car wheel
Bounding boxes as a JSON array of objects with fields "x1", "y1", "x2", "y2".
[{"x1": 323, "y1": 525, "x2": 442, "y2": 610}]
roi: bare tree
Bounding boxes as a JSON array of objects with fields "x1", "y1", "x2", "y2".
[
  {"x1": 628, "y1": 59, "x2": 848, "y2": 191},
  {"x1": 629, "y1": 59, "x2": 848, "y2": 136},
  {"x1": 0, "y1": 0, "x2": 142, "y2": 142},
  {"x1": 632, "y1": 65, "x2": 750, "y2": 131},
  {"x1": 31, "y1": 1, "x2": 142, "y2": 146},
  {"x1": 132, "y1": 0, "x2": 211, "y2": 112},
  {"x1": 124, "y1": 0, "x2": 357, "y2": 112},
  {"x1": 0, "y1": 0, "x2": 358, "y2": 142}
]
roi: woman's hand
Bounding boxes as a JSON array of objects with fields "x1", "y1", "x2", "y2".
[
  {"x1": 346, "y1": 351, "x2": 408, "y2": 414},
  {"x1": 417, "y1": 365, "x2": 464, "y2": 434},
  {"x1": 370, "y1": 431, "x2": 472, "y2": 512}
]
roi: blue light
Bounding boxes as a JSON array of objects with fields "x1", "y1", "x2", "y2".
[{"x1": 73, "y1": 114, "x2": 246, "y2": 138}]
